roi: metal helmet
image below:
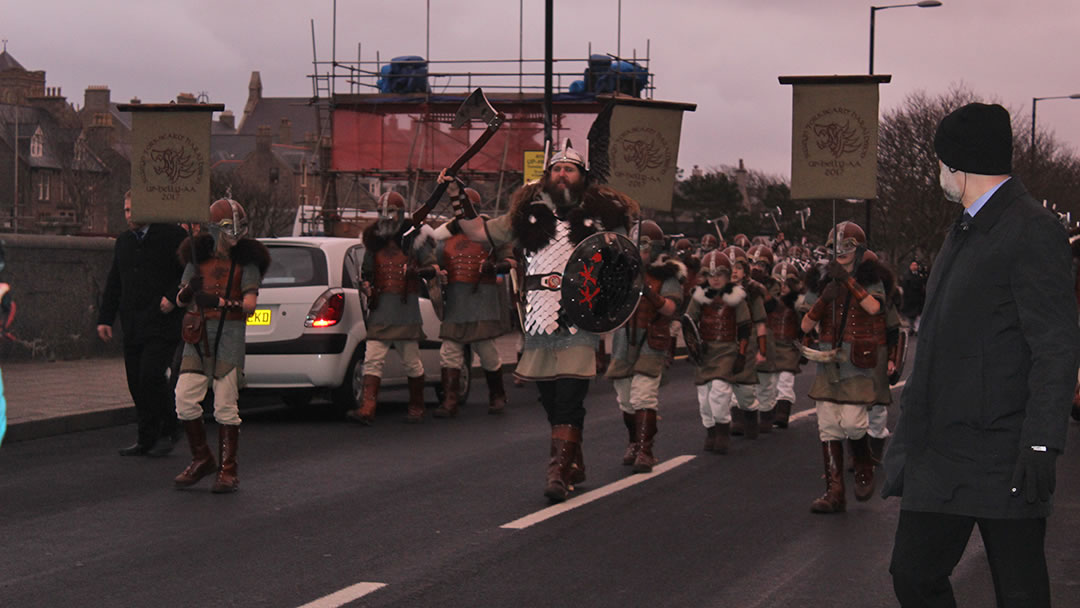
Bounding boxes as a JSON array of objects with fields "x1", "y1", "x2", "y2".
[
  {"x1": 700, "y1": 234, "x2": 718, "y2": 252},
  {"x1": 733, "y1": 234, "x2": 751, "y2": 249},
  {"x1": 636, "y1": 220, "x2": 664, "y2": 245},
  {"x1": 544, "y1": 137, "x2": 588, "y2": 173},
  {"x1": 747, "y1": 244, "x2": 775, "y2": 268},
  {"x1": 674, "y1": 238, "x2": 692, "y2": 255},
  {"x1": 722, "y1": 245, "x2": 748, "y2": 266},
  {"x1": 826, "y1": 221, "x2": 867, "y2": 256},
  {"x1": 700, "y1": 250, "x2": 732, "y2": 276},
  {"x1": 751, "y1": 235, "x2": 770, "y2": 247},
  {"x1": 772, "y1": 261, "x2": 801, "y2": 282},
  {"x1": 378, "y1": 190, "x2": 406, "y2": 218},
  {"x1": 208, "y1": 198, "x2": 248, "y2": 241},
  {"x1": 786, "y1": 245, "x2": 807, "y2": 260}
]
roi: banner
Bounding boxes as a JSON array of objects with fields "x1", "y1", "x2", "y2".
[
  {"x1": 606, "y1": 104, "x2": 685, "y2": 212},
  {"x1": 128, "y1": 107, "x2": 216, "y2": 223},
  {"x1": 780, "y1": 76, "x2": 890, "y2": 200},
  {"x1": 523, "y1": 150, "x2": 545, "y2": 184}
]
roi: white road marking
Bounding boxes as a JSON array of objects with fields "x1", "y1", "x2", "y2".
[
  {"x1": 297, "y1": 582, "x2": 387, "y2": 608},
  {"x1": 788, "y1": 379, "x2": 906, "y2": 423},
  {"x1": 500, "y1": 455, "x2": 696, "y2": 530}
]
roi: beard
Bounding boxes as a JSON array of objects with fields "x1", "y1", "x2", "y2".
[
  {"x1": 939, "y1": 170, "x2": 965, "y2": 203},
  {"x1": 542, "y1": 176, "x2": 586, "y2": 208}
]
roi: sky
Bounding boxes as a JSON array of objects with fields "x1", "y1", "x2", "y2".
[{"x1": 5, "y1": 0, "x2": 1079, "y2": 179}]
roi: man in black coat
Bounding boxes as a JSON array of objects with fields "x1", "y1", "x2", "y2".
[
  {"x1": 98, "y1": 192, "x2": 188, "y2": 456},
  {"x1": 882, "y1": 103, "x2": 1080, "y2": 607}
]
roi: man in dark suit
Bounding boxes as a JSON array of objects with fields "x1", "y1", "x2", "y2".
[
  {"x1": 98, "y1": 191, "x2": 188, "y2": 457},
  {"x1": 882, "y1": 103, "x2": 1080, "y2": 607}
]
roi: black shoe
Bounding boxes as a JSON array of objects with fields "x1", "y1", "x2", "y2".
[
  {"x1": 118, "y1": 442, "x2": 151, "y2": 456},
  {"x1": 146, "y1": 436, "x2": 175, "y2": 457}
]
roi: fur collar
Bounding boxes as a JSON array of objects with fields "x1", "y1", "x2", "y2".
[
  {"x1": 855, "y1": 257, "x2": 896, "y2": 295},
  {"x1": 692, "y1": 283, "x2": 746, "y2": 307},
  {"x1": 177, "y1": 235, "x2": 271, "y2": 276},
  {"x1": 647, "y1": 254, "x2": 687, "y2": 282},
  {"x1": 508, "y1": 182, "x2": 640, "y2": 254},
  {"x1": 363, "y1": 223, "x2": 435, "y2": 252}
]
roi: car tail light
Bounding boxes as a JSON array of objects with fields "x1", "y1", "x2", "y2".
[{"x1": 305, "y1": 289, "x2": 345, "y2": 328}]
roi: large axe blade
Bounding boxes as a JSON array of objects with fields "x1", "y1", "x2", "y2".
[{"x1": 452, "y1": 87, "x2": 499, "y2": 129}]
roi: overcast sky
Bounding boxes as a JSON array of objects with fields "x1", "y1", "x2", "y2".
[{"x1": 6, "y1": 0, "x2": 1079, "y2": 178}]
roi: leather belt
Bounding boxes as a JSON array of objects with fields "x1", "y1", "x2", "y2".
[
  {"x1": 524, "y1": 272, "x2": 563, "y2": 291},
  {"x1": 203, "y1": 309, "x2": 246, "y2": 321}
]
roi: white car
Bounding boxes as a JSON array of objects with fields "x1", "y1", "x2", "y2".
[{"x1": 243, "y1": 237, "x2": 469, "y2": 409}]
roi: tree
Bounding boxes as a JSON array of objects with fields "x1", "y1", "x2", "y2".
[{"x1": 210, "y1": 169, "x2": 296, "y2": 238}]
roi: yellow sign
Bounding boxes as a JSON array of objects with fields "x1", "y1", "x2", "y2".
[
  {"x1": 523, "y1": 150, "x2": 545, "y2": 184},
  {"x1": 129, "y1": 108, "x2": 213, "y2": 223}
]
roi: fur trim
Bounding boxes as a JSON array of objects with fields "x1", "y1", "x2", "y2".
[
  {"x1": 855, "y1": 257, "x2": 896, "y2": 296},
  {"x1": 691, "y1": 286, "x2": 712, "y2": 305},
  {"x1": 362, "y1": 222, "x2": 390, "y2": 253},
  {"x1": 177, "y1": 235, "x2": 270, "y2": 275},
  {"x1": 177, "y1": 234, "x2": 215, "y2": 266},
  {"x1": 744, "y1": 279, "x2": 767, "y2": 301},
  {"x1": 412, "y1": 224, "x2": 436, "y2": 252},
  {"x1": 781, "y1": 291, "x2": 800, "y2": 310},
  {"x1": 507, "y1": 181, "x2": 640, "y2": 253},
  {"x1": 432, "y1": 219, "x2": 459, "y2": 242},
  {"x1": 511, "y1": 201, "x2": 557, "y2": 254},
  {"x1": 722, "y1": 284, "x2": 747, "y2": 307},
  {"x1": 647, "y1": 254, "x2": 687, "y2": 282},
  {"x1": 681, "y1": 255, "x2": 702, "y2": 273}
]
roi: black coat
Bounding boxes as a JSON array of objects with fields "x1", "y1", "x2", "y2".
[
  {"x1": 98, "y1": 224, "x2": 188, "y2": 345},
  {"x1": 882, "y1": 177, "x2": 1080, "y2": 518}
]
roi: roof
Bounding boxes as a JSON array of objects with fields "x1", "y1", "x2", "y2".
[
  {"x1": 0, "y1": 104, "x2": 107, "y2": 173},
  {"x1": 0, "y1": 50, "x2": 26, "y2": 72},
  {"x1": 237, "y1": 97, "x2": 319, "y2": 145}
]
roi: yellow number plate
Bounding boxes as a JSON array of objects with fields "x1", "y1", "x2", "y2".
[{"x1": 247, "y1": 309, "x2": 271, "y2": 326}]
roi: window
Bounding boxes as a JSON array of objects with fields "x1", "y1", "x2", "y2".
[
  {"x1": 35, "y1": 173, "x2": 50, "y2": 201},
  {"x1": 30, "y1": 127, "x2": 44, "y2": 158},
  {"x1": 74, "y1": 135, "x2": 86, "y2": 163},
  {"x1": 261, "y1": 245, "x2": 328, "y2": 288}
]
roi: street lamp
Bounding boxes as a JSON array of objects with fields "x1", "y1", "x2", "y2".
[
  {"x1": 870, "y1": 1, "x2": 943, "y2": 75},
  {"x1": 1031, "y1": 94, "x2": 1080, "y2": 159},
  {"x1": 866, "y1": 1, "x2": 941, "y2": 240}
]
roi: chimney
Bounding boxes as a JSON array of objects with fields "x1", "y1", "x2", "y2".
[
  {"x1": 256, "y1": 125, "x2": 272, "y2": 152},
  {"x1": 129, "y1": 96, "x2": 141, "y2": 104},
  {"x1": 218, "y1": 110, "x2": 235, "y2": 131},
  {"x1": 735, "y1": 158, "x2": 750, "y2": 210},
  {"x1": 278, "y1": 118, "x2": 292, "y2": 145},
  {"x1": 84, "y1": 85, "x2": 111, "y2": 113},
  {"x1": 176, "y1": 92, "x2": 197, "y2": 104}
]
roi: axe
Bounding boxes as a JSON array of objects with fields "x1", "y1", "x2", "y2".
[
  {"x1": 402, "y1": 88, "x2": 504, "y2": 244},
  {"x1": 795, "y1": 207, "x2": 811, "y2": 231},
  {"x1": 707, "y1": 215, "x2": 729, "y2": 243}
]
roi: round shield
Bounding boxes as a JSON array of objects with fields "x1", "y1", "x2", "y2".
[
  {"x1": 889, "y1": 327, "x2": 909, "y2": 385},
  {"x1": 560, "y1": 231, "x2": 644, "y2": 333},
  {"x1": 680, "y1": 313, "x2": 704, "y2": 366}
]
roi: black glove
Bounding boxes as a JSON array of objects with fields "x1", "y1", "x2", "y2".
[
  {"x1": 187, "y1": 275, "x2": 204, "y2": 292},
  {"x1": 1010, "y1": 447, "x2": 1058, "y2": 503},
  {"x1": 416, "y1": 266, "x2": 437, "y2": 280},
  {"x1": 494, "y1": 260, "x2": 513, "y2": 274},
  {"x1": 826, "y1": 260, "x2": 849, "y2": 282},
  {"x1": 818, "y1": 281, "x2": 843, "y2": 303},
  {"x1": 194, "y1": 292, "x2": 220, "y2": 309}
]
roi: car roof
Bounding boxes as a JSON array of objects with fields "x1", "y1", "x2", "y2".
[{"x1": 258, "y1": 236, "x2": 364, "y2": 254}]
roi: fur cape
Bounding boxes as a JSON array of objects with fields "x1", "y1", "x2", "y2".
[
  {"x1": 177, "y1": 235, "x2": 271, "y2": 276},
  {"x1": 692, "y1": 283, "x2": 746, "y2": 307},
  {"x1": 805, "y1": 255, "x2": 896, "y2": 298},
  {"x1": 508, "y1": 181, "x2": 640, "y2": 253},
  {"x1": 646, "y1": 254, "x2": 687, "y2": 283}
]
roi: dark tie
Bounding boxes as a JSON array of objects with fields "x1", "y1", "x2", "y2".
[{"x1": 953, "y1": 211, "x2": 974, "y2": 236}]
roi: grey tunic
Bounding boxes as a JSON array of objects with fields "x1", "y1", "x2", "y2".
[{"x1": 180, "y1": 262, "x2": 262, "y2": 378}]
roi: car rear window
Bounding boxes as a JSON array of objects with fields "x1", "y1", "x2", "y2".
[{"x1": 262, "y1": 245, "x2": 328, "y2": 287}]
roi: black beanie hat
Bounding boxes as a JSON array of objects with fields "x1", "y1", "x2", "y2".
[{"x1": 934, "y1": 103, "x2": 1013, "y2": 175}]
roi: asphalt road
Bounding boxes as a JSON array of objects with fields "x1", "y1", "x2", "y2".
[{"x1": 3, "y1": 350, "x2": 1080, "y2": 607}]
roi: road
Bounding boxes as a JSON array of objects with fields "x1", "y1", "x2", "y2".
[{"x1": 3, "y1": 351, "x2": 1080, "y2": 607}]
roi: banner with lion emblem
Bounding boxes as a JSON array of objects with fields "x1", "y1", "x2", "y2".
[
  {"x1": 129, "y1": 108, "x2": 214, "y2": 223},
  {"x1": 781, "y1": 76, "x2": 889, "y2": 200},
  {"x1": 606, "y1": 104, "x2": 684, "y2": 212}
]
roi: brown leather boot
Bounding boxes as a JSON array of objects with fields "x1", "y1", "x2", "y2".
[
  {"x1": 730, "y1": 407, "x2": 745, "y2": 436},
  {"x1": 632, "y1": 409, "x2": 658, "y2": 473},
  {"x1": 405, "y1": 375, "x2": 426, "y2": 423},
  {"x1": 486, "y1": 369, "x2": 507, "y2": 414},
  {"x1": 621, "y1": 412, "x2": 638, "y2": 465},
  {"x1": 868, "y1": 436, "x2": 887, "y2": 467},
  {"x1": 713, "y1": 422, "x2": 730, "y2": 455},
  {"x1": 211, "y1": 425, "x2": 240, "y2": 493},
  {"x1": 434, "y1": 368, "x2": 460, "y2": 418},
  {"x1": 345, "y1": 375, "x2": 380, "y2": 425},
  {"x1": 849, "y1": 436, "x2": 876, "y2": 501},
  {"x1": 544, "y1": 425, "x2": 581, "y2": 503},
  {"x1": 174, "y1": 418, "x2": 217, "y2": 489},
  {"x1": 742, "y1": 409, "x2": 759, "y2": 440},
  {"x1": 810, "y1": 441, "x2": 846, "y2": 513},
  {"x1": 703, "y1": 425, "x2": 717, "y2": 452},
  {"x1": 758, "y1": 408, "x2": 775, "y2": 435},
  {"x1": 774, "y1": 399, "x2": 792, "y2": 429},
  {"x1": 569, "y1": 441, "x2": 586, "y2": 486}
]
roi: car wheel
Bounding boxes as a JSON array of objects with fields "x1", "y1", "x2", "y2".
[
  {"x1": 331, "y1": 344, "x2": 366, "y2": 411},
  {"x1": 435, "y1": 345, "x2": 472, "y2": 403}
]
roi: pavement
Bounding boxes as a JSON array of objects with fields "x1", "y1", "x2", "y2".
[{"x1": 1, "y1": 332, "x2": 533, "y2": 444}]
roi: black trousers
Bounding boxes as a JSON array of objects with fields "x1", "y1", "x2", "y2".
[
  {"x1": 536, "y1": 378, "x2": 590, "y2": 429},
  {"x1": 890, "y1": 509, "x2": 1049, "y2": 608},
  {"x1": 123, "y1": 338, "x2": 180, "y2": 446}
]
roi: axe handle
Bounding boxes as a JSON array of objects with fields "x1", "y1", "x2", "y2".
[{"x1": 410, "y1": 114, "x2": 504, "y2": 227}]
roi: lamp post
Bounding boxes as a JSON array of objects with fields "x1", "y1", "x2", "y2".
[
  {"x1": 1031, "y1": 94, "x2": 1080, "y2": 160},
  {"x1": 866, "y1": 0, "x2": 942, "y2": 240}
]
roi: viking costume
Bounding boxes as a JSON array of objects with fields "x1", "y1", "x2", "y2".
[
  {"x1": 457, "y1": 139, "x2": 639, "y2": 502},
  {"x1": 174, "y1": 198, "x2": 270, "y2": 493},
  {"x1": 432, "y1": 190, "x2": 514, "y2": 417},
  {"x1": 606, "y1": 221, "x2": 685, "y2": 473},
  {"x1": 722, "y1": 246, "x2": 767, "y2": 439},
  {"x1": 345, "y1": 191, "x2": 438, "y2": 425},
  {"x1": 801, "y1": 222, "x2": 891, "y2": 514},
  {"x1": 685, "y1": 250, "x2": 752, "y2": 455},
  {"x1": 768, "y1": 261, "x2": 806, "y2": 429},
  {"x1": 747, "y1": 244, "x2": 784, "y2": 434}
]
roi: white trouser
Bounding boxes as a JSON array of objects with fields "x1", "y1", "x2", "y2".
[
  {"x1": 733, "y1": 383, "x2": 758, "y2": 411},
  {"x1": 614, "y1": 374, "x2": 661, "y2": 414},
  {"x1": 363, "y1": 340, "x2": 423, "y2": 378},
  {"x1": 777, "y1": 371, "x2": 796, "y2": 403},
  {"x1": 697, "y1": 379, "x2": 735, "y2": 427},
  {"x1": 755, "y1": 372, "x2": 780, "y2": 412},
  {"x1": 867, "y1": 404, "x2": 890, "y2": 439},
  {"x1": 175, "y1": 369, "x2": 241, "y2": 426},
  {"x1": 816, "y1": 400, "x2": 868, "y2": 442},
  {"x1": 440, "y1": 338, "x2": 501, "y2": 372}
]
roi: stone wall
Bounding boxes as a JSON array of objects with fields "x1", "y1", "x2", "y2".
[{"x1": 0, "y1": 234, "x2": 124, "y2": 361}]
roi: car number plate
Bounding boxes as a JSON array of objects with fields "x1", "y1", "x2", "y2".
[{"x1": 247, "y1": 309, "x2": 271, "y2": 326}]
